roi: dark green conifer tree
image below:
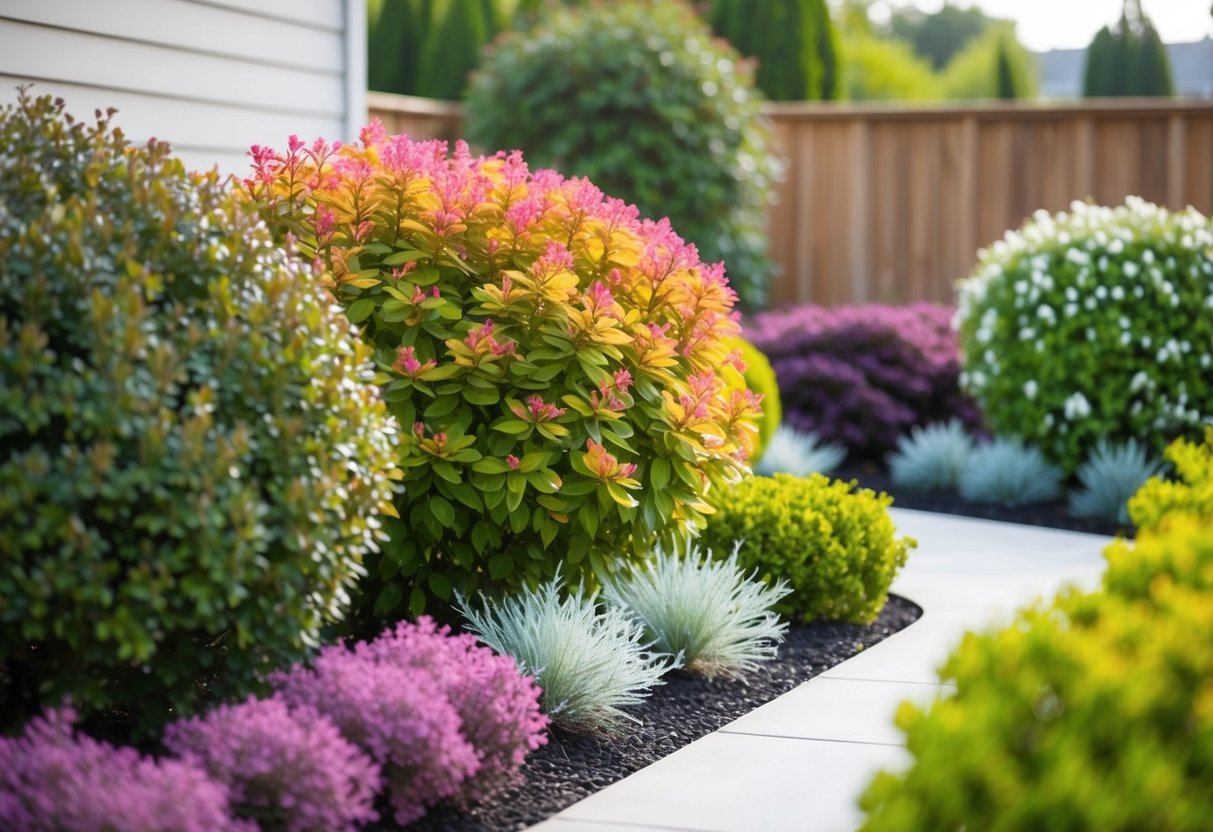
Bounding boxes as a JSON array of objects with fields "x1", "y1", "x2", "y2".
[
  {"x1": 1082, "y1": 1, "x2": 1174, "y2": 97},
  {"x1": 708, "y1": 0, "x2": 840, "y2": 100}
]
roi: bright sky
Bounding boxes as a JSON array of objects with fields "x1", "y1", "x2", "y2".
[{"x1": 868, "y1": 0, "x2": 1213, "y2": 52}]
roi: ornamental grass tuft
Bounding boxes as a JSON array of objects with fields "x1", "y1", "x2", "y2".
[
  {"x1": 756, "y1": 424, "x2": 847, "y2": 478},
  {"x1": 958, "y1": 437, "x2": 1063, "y2": 507},
  {"x1": 1068, "y1": 438, "x2": 1161, "y2": 525},
  {"x1": 455, "y1": 577, "x2": 677, "y2": 735},
  {"x1": 603, "y1": 546, "x2": 790, "y2": 680},
  {"x1": 888, "y1": 420, "x2": 975, "y2": 492}
]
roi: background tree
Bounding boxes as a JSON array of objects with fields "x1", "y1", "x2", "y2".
[
  {"x1": 707, "y1": 0, "x2": 841, "y2": 100},
  {"x1": 939, "y1": 24, "x2": 1037, "y2": 100},
  {"x1": 1082, "y1": 0, "x2": 1175, "y2": 97},
  {"x1": 886, "y1": 2, "x2": 995, "y2": 70}
]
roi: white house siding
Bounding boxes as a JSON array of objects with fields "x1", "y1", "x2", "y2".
[{"x1": 0, "y1": 0, "x2": 365, "y2": 175}]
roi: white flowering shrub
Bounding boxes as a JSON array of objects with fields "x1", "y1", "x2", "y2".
[{"x1": 955, "y1": 197, "x2": 1213, "y2": 473}]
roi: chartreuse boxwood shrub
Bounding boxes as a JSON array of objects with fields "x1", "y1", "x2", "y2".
[
  {"x1": 164, "y1": 697, "x2": 380, "y2": 832},
  {"x1": 464, "y1": 0, "x2": 779, "y2": 311},
  {"x1": 0, "y1": 705, "x2": 244, "y2": 832},
  {"x1": 0, "y1": 93, "x2": 399, "y2": 730},
  {"x1": 956, "y1": 197, "x2": 1213, "y2": 473},
  {"x1": 456, "y1": 577, "x2": 677, "y2": 734},
  {"x1": 723, "y1": 336, "x2": 782, "y2": 462},
  {"x1": 1128, "y1": 427, "x2": 1213, "y2": 533},
  {"x1": 603, "y1": 546, "x2": 790, "y2": 680},
  {"x1": 859, "y1": 515, "x2": 1213, "y2": 830},
  {"x1": 700, "y1": 474, "x2": 915, "y2": 624},
  {"x1": 249, "y1": 127, "x2": 756, "y2": 618}
]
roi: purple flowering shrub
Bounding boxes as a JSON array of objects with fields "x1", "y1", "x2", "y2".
[
  {"x1": 271, "y1": 647, "x2": 476, "y2": 825},
  {"x1": 0, "y1": 705, "x2": 246, "y2": 832},
  {"x1": 163, "y1": 697, "x2": 380, "y2": 832},
  {"x1": 745, "y1": 303, "x2": 982, "y2": 459},
  {"x1": 357, "y1": 617, "x2": 549, "y2": 800}
]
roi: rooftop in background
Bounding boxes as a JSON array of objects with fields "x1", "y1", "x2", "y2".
[{"x1": 1037, "y1": 36, "x2": 1213, "y2": 99}]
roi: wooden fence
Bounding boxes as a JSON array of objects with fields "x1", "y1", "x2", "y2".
[{"x1": 368, "y1": 92, "x2": 1213, "y2": 307}]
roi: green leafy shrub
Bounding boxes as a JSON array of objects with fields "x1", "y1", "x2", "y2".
[
  {"x1": 0, "y1": 93, "x2": 400, "y2": 731},
  {"x1": 248, "y1": 126, "x2": 756, "y2": 618},
  {"x1": 859, "y1": 516, "x2": 1213, "y2": 832},
  {"x1": 1127, "y1": 426, "x2": 1213, "y2": 533},
  {"x1": 724, "y1": 337, "x2": 781, "y2": 461},
  {"x1": 603, "y1": 545, "x2": 790, "y2": 679},
  {"x1": 464, "y1": 0, "x2": 780, "y2": 311},
  {"x1": 839, "y1": 32, "x2": 942, "y2": 101},
  {"x1": 938, "y1": 24, "x2": 1037, "y2": 100},
  {"x1": 700, "y1": 474, "x2": 914, "y2": 623},
  {"x1": 956, "y1": 198, "x2": 1213, "y2": 473},
  {"x1": 456, "y1": 577, "x2": 677, "y2": 734}
]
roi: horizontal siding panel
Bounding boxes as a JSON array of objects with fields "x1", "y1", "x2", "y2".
[
  {"x1": 0, "y1": 0, "x2": 343, "y2": 75},
  {"x1": 1, "y1": 19, "x2": 343, "y2": 117},
  {"x1": 189, "y1": 0, "x2": 343, "y2": 32},
  {"x1": 175, "y1": 147, "x2": 263, "y2": 176},
  {"x1": 0, "y1": 78, "x2": 344, "y2": 175}
]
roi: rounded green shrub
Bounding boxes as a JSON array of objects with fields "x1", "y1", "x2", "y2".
[
  {"x1": 248, "y1": 125, "x2": 756, "y2": 620},
  {"x1": 723, "y1": 337, "x2": 781, "y2": 462},
  {"x1": 0, "y1": 93, "x2": 400, "y2": 731},
  {"x1": 956, "y1": 197, "x2": 1213, "y2": 473},
  {"x1": 464, "y1": 0, "x2": 780, "y2": 311},
  {"x1": 860, "y1": 517, "x2": 1213, "y2": 832},
  {"x1": 700, "y1": 473, "x2": 914, "y2": 623}
]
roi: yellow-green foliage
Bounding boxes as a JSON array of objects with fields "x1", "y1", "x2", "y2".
[
  {"x1": 723, "y1": 337, "x2": 781, "y2": 462},
  {"x1": 841, "y1": 32, "x2": 942, "y2": 101},
  {"x1": 860, "y1": 456, "x2": 1213, "y2": 832},
  {"x1": 938, "y1": 24, "x2": 1037, "y2": 100},
  {"x1": 700, "y1": 474, "x2": 914, "y2": 623},
  {"x1": 1128, "y1": 427, "x2": 1213, "y2": 533}
]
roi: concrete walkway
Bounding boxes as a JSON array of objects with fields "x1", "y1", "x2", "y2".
[{"x1": 530, "y1": 508, "x2": 1111, "y2": 832}]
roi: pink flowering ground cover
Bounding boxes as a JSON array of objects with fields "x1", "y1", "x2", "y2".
[{"x1": 164, "y1": 696, "x2": 381, "y2": 832}]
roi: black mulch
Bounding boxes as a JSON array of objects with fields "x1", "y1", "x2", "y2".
[
  {"x1": 833, "y1": 461, "x2": 1129, "y2": 539},
  {"x1": 398, "y1": 594, "x2": 922, "y2": 832}
]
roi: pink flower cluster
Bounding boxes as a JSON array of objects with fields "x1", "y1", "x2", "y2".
[
  {"x1": 164, "y1": 697, "x2": 380, "y2": 832},
  {"x1": 271, "y1": 617, "x2": 548, "y2": 825},
  {"x1": 0, "y1": 706, "x2": 246, "y2": 832}
]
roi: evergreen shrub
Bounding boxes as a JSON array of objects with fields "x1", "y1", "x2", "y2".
[
  {"x1": 249, "y1": 125, "x2": 756, "y2": 616},
  {"x1": 955, "y1": 198, "x2": 1213, "y2": 473},
  {"x1": 746, "y1": 303, "x2": 981, "y2": 459},
  {"x1": 700, "y1": 473, "x2": 914, "y2": 623},
  {"x1": 464, "y1": 0, "x2": 780, "y2": 310},
  {"x1": 0, "y1": 93, "x2": 399, "y2": 730}
]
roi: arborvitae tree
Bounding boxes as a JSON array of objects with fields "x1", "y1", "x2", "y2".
[
  {"x1": 1082, "y1": 1, "x2": 1174, "y2": 97},
  {"x1": 708, "y1": 0, "x2": 840, "y2": 100},
  {"x1": 995, "y1": 35, "x2": 1016, "y2": 99},
  {"x1": 416, "y1": 0, "x2": 489, "y2": 99}
]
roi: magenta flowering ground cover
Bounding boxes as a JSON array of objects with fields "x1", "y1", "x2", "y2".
[{"x1": 746, "y1": 303, "x2": 983, "y2": 459}]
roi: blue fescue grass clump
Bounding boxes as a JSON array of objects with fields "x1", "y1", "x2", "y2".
[
  {"x1": 455, "y1": 578, "x2": 678, "y2": 735},
  {"x1": 958, "y1": 437, "x2": 1064, "y2": 507},
  {"x1": 603, "y1": 545, "x2": 791, "y2": 680},
  {"x1": 756, "y1": 425, "x2": 847, "y2": 478},
  {"x1": 1069, "y1": 439, "x2": 1162, "y2": 525},
  {"x1": 887, "y1": 420, "x2": 976, "y2": 492}
]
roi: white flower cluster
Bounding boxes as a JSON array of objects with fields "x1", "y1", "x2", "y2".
[{"x1": 954, "y1": 196, "x2": 1213, "y2": 471}]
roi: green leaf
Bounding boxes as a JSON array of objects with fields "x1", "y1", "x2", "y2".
[
  {"x1": 430, "y1": 495, "x2": 456, "y2": 527},
  {"x1": 427, "y1": 572, "x2": 452, "y2": 600},
  {"x1": 374, "y1": 583, "x2": 403, "y2": 615},
  {"x1": 492, "y1": 420, "x2": 531, "y2": 435},
  {"x1": 347, "y1": 297, "x2": 376, "y2": 324},
  {"x1": 489, "y1": 554, "x2": 514, "y2": 580},
  {"x1": 383, "y1": 249, "x2": 428, "y2": 265},
  {"x1": 463, "y1": 386, "x2": 500, "y2": 406},
  {"x1": 650, "y1": 456, "x2": 671, "y2": 490}
]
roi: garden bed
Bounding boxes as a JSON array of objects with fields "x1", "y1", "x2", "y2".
[{"x1": 401, "y1": 595, "x2": 921, "y2": 832}]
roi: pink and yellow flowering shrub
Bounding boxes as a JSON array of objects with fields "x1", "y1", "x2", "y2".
[
  {"x1": 0, "y1": 706, "x2": 245, "y2": 832},
  {"x1": 248, "y1": 127, "x2": 757, "y2": 614},
  {"x1": 164, "y1": 697, "x2": 381, "y2": 832}
]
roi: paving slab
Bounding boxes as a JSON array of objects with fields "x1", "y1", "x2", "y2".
[{"x1": 530, "y1": 508, "x2": 1110, "y2": 832}]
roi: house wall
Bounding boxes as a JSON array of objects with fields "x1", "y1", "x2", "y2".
[{"x1": 0, "y1": 0, "x2": 366, "y2": 174}]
